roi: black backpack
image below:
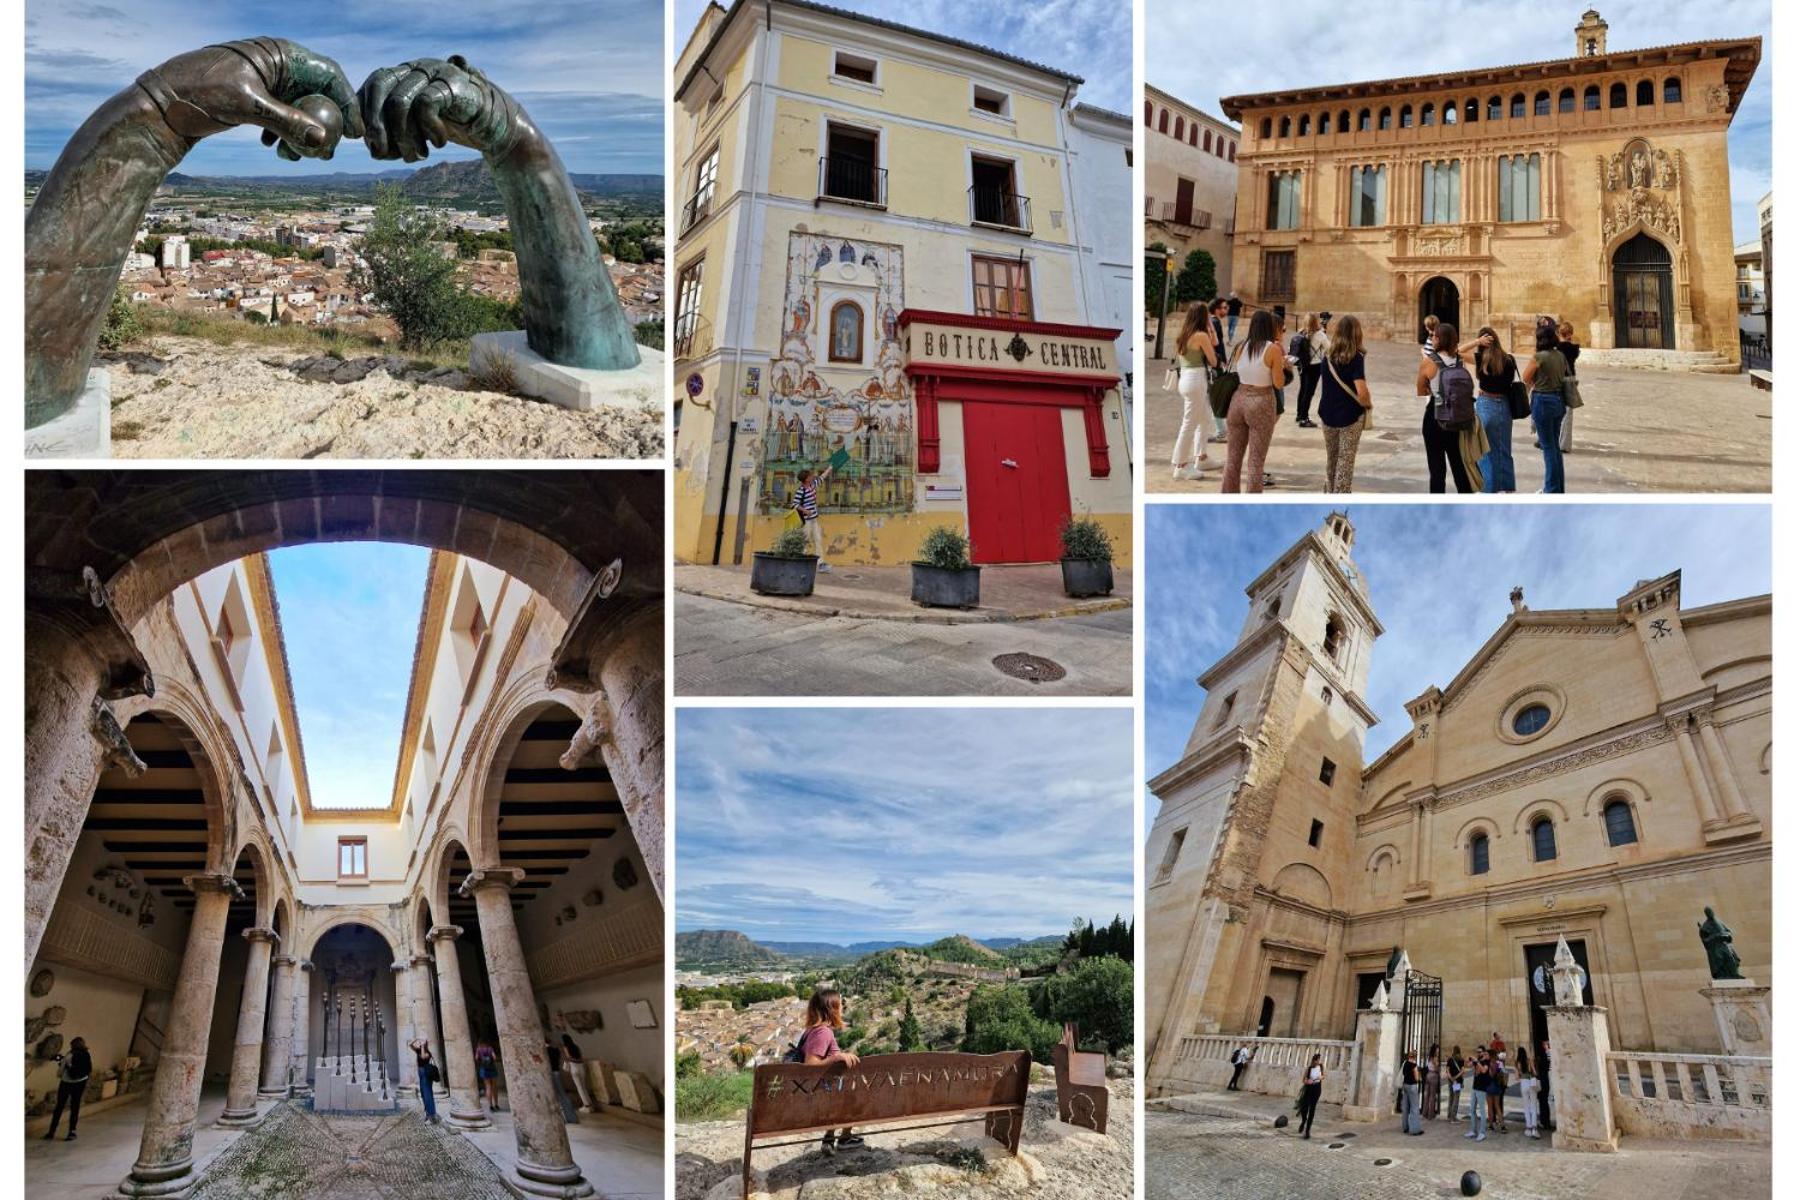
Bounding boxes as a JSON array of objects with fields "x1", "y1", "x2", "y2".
[
  {"x1": 784, "y1": 1027, "x2": 814, "y2": 1063},
  {"x1": 1288, "y1": 332, "x2": 1313, "y2": 367},
  {"x1": 1431, "y1": 353, "x2": 1476, "y2": 431}
]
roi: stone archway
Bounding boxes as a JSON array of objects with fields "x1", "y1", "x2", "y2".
[
  {"x1": 1419, "y1": 276, "x2": 1460, "y2": 341},
  {"x1": 1611, "y1": 232, "x2": 1675, "y2": 349}
]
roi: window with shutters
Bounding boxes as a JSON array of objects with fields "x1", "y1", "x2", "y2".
[
  {"x1": 971, "y1": 255, "x2": 1033, "y2": 321},
  {"x1": 1260, "y1": 250, "x2": 1296, "y2": 303}
]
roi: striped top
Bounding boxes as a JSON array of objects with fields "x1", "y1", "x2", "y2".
[{"x1": 794, "y1": 481, "x2": 819, "y2": 520}]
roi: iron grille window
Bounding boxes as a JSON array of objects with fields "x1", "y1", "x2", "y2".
[
  {"x1": 970, "y1": 156, "x2": 1030, "y2": 230},
  {"x1": 1260, "y1": 250, "x2": 1295, "y2": 303},
  {"x1": 821, "y1": 125, "x2": 884, "y2": 204}
]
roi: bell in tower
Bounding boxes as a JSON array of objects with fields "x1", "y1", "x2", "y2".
[{"x1": 1576, "y1": 9, "x2": 1608, "y2": 58}]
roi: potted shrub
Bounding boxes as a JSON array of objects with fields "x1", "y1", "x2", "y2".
[
  {"x1": 1059, "y1": 516, "x2": 1115, "y2": 598},
  {"x1": 910, "y1": 526, "x2": 981, "y2": 609},
  {"x1": 749, "y1": 525, "x2": 818, "y2": 596}
]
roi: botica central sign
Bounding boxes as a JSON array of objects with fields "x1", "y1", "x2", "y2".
[{"x1": 900, "y1": 315, "x2": 1119, "y2": 379}]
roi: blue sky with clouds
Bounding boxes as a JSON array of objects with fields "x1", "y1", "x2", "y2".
[
  {"x1": 26, "y1": 1, "x2": 663, "y2": 175},
  {"x1": 1146, "y1": 503, "x2": 1772, "y2": 819},
  {"x1": 267, "y1": 544, "x2": 429, "y2": 810},
  {"x1": 676, "y1": 0, "x2": 1132, "y2": 114},
  {"x1": 1149, "y1": 0, "x2": 1771, "y2": 243},
  {"x1": 677, "y1": 708, "x2": 1135, "y2": 944}
]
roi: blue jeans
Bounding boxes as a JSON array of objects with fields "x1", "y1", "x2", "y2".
[
  {"x1": 418, "y1": 1067, "x2": 438, "y2": 1120},
  {"x1": 1468, "y1": 1092, "x2": 1487, "y2": 1137},
  {"x1": 1475, "y1": 396, "x2": 1514, "y2": 492},
  {"x1": 1531, "y1": 392, "x2": 1567, "y2": 492}
]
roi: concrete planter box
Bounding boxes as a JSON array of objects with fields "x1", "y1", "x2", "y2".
[
  {"x1": 1061, "y1": 558, "x2": 1114, "y2": 598},
  {"x1": 750, "y1": 552, "x2": 818, "y2": 596},
  {"x1": 911, "y1": 562, "x2": 981, "y2": 609}
]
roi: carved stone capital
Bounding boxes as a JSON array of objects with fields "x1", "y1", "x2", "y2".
[
  {"x1": 426, "y1": 924, "x2": 464, "y2": 944},
  {"x1": 460, "y1": 866, "x2": 527, "y2": 897},
  {"x1": 390, "y1": 960, "x2": 410, "y2": 974},
  {"x1": 272, "y1": 954, "x2": 297, "y2": 968},
  {"x1": 298, "y1": 959, "x2": 315, "y2": 972},
  {"x1": 184, "y1": 872, "x2": 243, "y2": 899},
  {"x1": 243, "y1": 926, "x2": 279, "y2": 946},
  {"x1": 410, "y1": 953, "x2": 434, "y2": 968}
]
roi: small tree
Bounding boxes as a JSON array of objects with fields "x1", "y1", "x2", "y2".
[
  {"x1": 727, "y1": 1039, "x2": 757, "y2": 1070},
  {"x1": 1041, "y1": 955, "x2": 1134, "y2": 1056},
  {"x1": 962, "y1": 984, "x2": 1059, "y2": 1064},
  {"x1": 1144, "y1": 242, "x2": 1171, "y2": 319},
  {"x1": 1175, "y1": 249, "x2": 1218, "y2": 308},
  {"x1": 898, "y1": 999, "x2": 924, "y2": 1052},
  {"x1": 353, "y1": 183, "x2": 464, "y2": 350},
  {"x1": 96, "y1": 284, "x2": 143, "y2": 350}
]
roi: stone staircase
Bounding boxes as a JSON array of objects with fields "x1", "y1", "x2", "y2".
[
  {"x1": 310, "y1": 1054, "x2": 398, "y2": 1113},
  {"x1": 1578, "y1": 347, "x2": 1739, "y2": 373}
]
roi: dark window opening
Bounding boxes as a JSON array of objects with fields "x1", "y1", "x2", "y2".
[
  {"x1": 1308, "y1": 820, "x2": 1325, "y2": 848},
  {"x1": 822, "y1": 124, "x2": 881, "y2": 203},
  {"x1": 1532, "y1": 818, "x2": 1557, "y2": 862},
  {"x1": 1319, "y1": 758, "x2": 1337, "y2": 786},
  {"x1": 1604, "y1": 800, "x2": 1638, "y2": 846},
  {"x1": 1470, "y1": 834, "x2": 1490, "y2": 875}
]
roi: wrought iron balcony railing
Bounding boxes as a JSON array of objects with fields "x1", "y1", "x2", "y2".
[
  {"x1": 816, "y1": 157, "x2": 887, "y2": 207},
  {"x1": 969, "y1": 185, "x2": 1032, "y2": 233}
]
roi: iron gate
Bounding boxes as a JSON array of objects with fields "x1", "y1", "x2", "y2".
[{"x1": 1398, "y1": 969, "x2": 1443, "y2": 1076}]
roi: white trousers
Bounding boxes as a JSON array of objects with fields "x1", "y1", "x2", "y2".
[{"x1": 1172, "y1": 369, "x2": 1212, "y2": 466}]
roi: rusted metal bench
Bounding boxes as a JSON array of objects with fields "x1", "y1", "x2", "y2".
[
  {"x1": 1052, "y1": 1022, "x2": 1109, "y2": 1132},
  {"x1": 741, "y1": 1050, "x2": 1030, "y2": 1198}
]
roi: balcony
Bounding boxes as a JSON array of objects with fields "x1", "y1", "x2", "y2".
[
  {"x1": 679, "y1": 190, "x2": 714, "y2": 235},
  {"x1": 816, "y1": 157, "x2": 887, "y2": 208},
  {"x1": 969, "y1": 185, "x2": 1032, "y2": 234}
]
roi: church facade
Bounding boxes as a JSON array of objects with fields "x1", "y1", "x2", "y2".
[
  {"x1": 1145, "y1": 513, "x2": 1770, "y2": 1094},
  {"x1": 1216, "y1": 10, "x2": 1761, "y2": 364}
]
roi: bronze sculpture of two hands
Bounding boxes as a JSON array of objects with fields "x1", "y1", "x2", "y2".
[{"x1": 140, "y1": 37, "x2": 519, "y2": 165}]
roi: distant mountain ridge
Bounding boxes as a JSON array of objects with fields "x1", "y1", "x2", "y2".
[
  {"x1": 678, "y1": 929, "x2": 1064, "y2": 968},
  {"x1": 25, "y1": 165, "x2": 662, "y2": 201}
]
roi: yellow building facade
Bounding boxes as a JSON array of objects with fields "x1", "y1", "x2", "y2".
[
  {"x1": 1217, "y1": 11, "x2": 1760, "y2": 365},
  {"x1": 672, "y1": 0, "x2": 1132, "y2": 566},
  {"x1": 1146, "y1": 515, "x2": 1769, "y2": 1093}
]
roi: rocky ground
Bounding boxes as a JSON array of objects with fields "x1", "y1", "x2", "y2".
[
  {"x1": 677, "y1": 1077, "x2": 1134, "y2": 1200},
  {"x1": 101, "y1": 338, "x2": 663, "y2": 459}
]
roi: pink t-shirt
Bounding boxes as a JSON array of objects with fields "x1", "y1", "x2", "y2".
[{"x1": 799, "y1": 1025, "x2": 839, "y2": 1061}]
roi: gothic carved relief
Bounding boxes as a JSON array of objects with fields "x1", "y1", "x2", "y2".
[
  {"x1": 1414, "y1": 234, "x2": 1464, "y2": 257},
  {"x1": 1598, "y1": 140, "x2": 1684, "y2": 245}
]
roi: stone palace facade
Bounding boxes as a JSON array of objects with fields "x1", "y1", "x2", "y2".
[{"x1": 1216, "y1": 10, "x2": 1760, "y2": 364}]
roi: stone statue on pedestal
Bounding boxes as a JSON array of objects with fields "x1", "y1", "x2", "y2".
[{"x1": 1697, "y1": 906, "x2": 1744, "y2": 980}]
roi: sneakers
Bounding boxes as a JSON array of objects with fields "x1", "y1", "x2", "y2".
[
  {"x1": 837, "y1": 1134, "x2": 866, "y2": 1149},
  {"x1": 66, "y1": 1132, "x2": 77, "y2": 1141},
  {"x1": 1464, "y1": 1131, "x2": 1477, "y2": 1139},
  {"x1": 817, "y1": 562, "x2": 832, "y2": 572},
  {"x1": 1476, "y1": 1134, "x2": 1487, "y2": 1141}
]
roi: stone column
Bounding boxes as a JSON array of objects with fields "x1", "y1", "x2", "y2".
[
  {"x1": 593, "y1": 624, "x2": 664, "y2": 901},
  {"x1": 258, "y1": 953, "x2": 297, "y2": 1099},
  {"x1": 1694, "y1": 720, "x2": 1753, "y2": 822},
  {"x1": 1343, "y1": 986, "x2": 1402, "y2": 1122},
  {"x1": 410, "y1": 954, "x2": 449, "y2": 1097},
  {"x1": 466, "y1": 868, "x2": 594, "y2": 1198},
  {"x1": 391, "y1": 961, "x2": 419, "y2": 1099},
  {"x1": 1669, "y1": 716, "x2": 1723, "y2": 824},
  {"x1": 1545, "y1": 936, "x2": 1619, "y2": 1152},
  {"x1": 117, "y1": 873, "x2": 238, "y2": 1198},
  {"x1": 218, "y1": 926, "x2": 278, "y2": 1126},
  {"x1": 1700, "y1": 979, "x2": 1772, "y2": 1057},
  {"x1": 428, "y1": 925, "x2": 492, "y2": 1130},
  {"x1": 289, "y1": 960, "x2": 314, "y2": 1097}
]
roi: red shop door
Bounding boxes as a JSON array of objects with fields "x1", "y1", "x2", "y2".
[{"x1": 961, "y1": 401, "x2": 1072, "y2": 564}]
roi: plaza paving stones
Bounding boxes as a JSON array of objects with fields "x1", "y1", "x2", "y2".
[
  {"x1": 1146, "y1": 1100, "x2": 1771, "y2": 1199},
  {"x1": 191, "y1": 1101, "x2": 512, "y2": 1200},
  {"x1": 1145, "y1": 338, "x2": 1772, "y2": 494},
  {"x1": 675, "y1": 592, "x2": 1132, "y2": 695}
]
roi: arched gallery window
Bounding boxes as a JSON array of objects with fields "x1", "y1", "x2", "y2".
[
  {"x1": 1279, "y1": 115, "x2": 1292, "y2": 137},
  {"x1": 1443, "y1": 99, "x2": 1458, "y2": 125},
  {"x1": 1610, "y1": 82, "x2": 1628, "y2": 109},
  {"x1": 1159, "y1": 109, "x2": 1170, "y2": 134},
  {"x1": 1338, "y1": 110, "x2": 1351, "y2": 133},
  {"x1": 1358, "y1": 108, "x2": 1372, "y2": 131},
  {"x1": 1144, "y1": 99, "x2": 1153, "y2": 125},
  {"x1": 1637, "y1": 79, "x2": 1655, "y2": 106},
  {"x1": 1299, "y1": 114, "x2": 1311, "y2": 136},
  {"x1": 1189, "y1": 125, "x2": 1198, "y2": 147},
  {"x1": 1559, "y1": 87, "x2": 1576, "y2": 112},
  {"x1": 1174, "y1": 115, "x2": 1186, "y2": 141},
  {"x1": 1466, "y1": 98, "x2": 1480, "y2": 123},
  {"x1": 1319, "y1": 110, "x2": 1331, "y2": 135},
  {"x1": 1400, "y1": 104, "x2": 1414, "y2": 128},
  {"x1": 1584, "y1": 85, "x2": 1602, "y2": 111},
  {"x1": 1603, "y1": 800, "x2": 1638, "y2": 846},
  {"x1": 1664, "y1": 76, "x2": 1683, "y2": 104},
  {"x1": 1469, "y1": 834, "x2": 1490, "y2": 875},
  {"x1": 1260, "y1": 117, "x2": 1272, "y2": 138},
  {"x1": 1531, "y1": 817, "x2": 1558, "y2": 862},
  {"x1": 828, "y1": 300, "x2": 863, "y2": 363},
  {"x1": 1534, "y1": 90, "x2": 1551, "y2": 116},
  {"x1": 1204, "y1": 129, "x2": 1212, "y2": 152},
  {"x1": 1379, "y1": 106, "x2": 1393, "y2": 130},
  {"x1": 1421, "y1": 103, "x2": 1435, "y2": 126},
  {"x1": 1486, "y1": 95, "x2": 1502, "y2": 120},
  {"x1": 1510, "y1": 92, "x2": 1526, "y2": 118}
]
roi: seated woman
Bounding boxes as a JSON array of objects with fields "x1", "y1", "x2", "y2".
[{"x1": 797, "y1": 988, "x2": 863, "y2": 1152}]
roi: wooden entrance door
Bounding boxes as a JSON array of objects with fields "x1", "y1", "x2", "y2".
[
  {"x1": 961, "y1": 401, "x2": 1072, "y2": 564},
  {"x1": 1612, "y1": 233, "x2": 1674, "y2": 349}
]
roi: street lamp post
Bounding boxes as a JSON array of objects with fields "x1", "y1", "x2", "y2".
[{"x1": 1153, "y1": 247, "x2": 1177, "y2": 362}]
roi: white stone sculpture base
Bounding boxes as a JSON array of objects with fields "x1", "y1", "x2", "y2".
[
  {"x1": 1546, "y1": 1005, "x2": 1620, "y2": 1152},
  {"x1": 26, "y1": 369, "x2": 111, "y2": 458},
  {"x1": 1342, "y1": 1004, "x2": 1401, "y2": 1122},
  {"x1": 1701, "y1": 978, "x2": 1772, "y2": 1057},
  {"x1": 311, "y1": 1055, "x2": 397, "y2": 1112},
  {"x1": 469, "y1": 331, "x2": 665, "y2": 411}
]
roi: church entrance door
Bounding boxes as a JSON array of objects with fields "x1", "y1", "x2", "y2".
[
  {"x1": 1612, "y1": 233, "x2": 1675, "y2": 349},
  {"x1": 1524, "y1": 938, "x2": 1594, "y2": 1055},
  {"x1": 1419, "y1": 276, "x2": 1460, "y2": 341}
]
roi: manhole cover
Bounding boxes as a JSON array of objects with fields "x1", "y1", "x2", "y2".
[
  {"x1": 1334, "y1": 1132, "x2": 1356, "y2": 1138},
  {"x1": 838, "y1": 573, "x2": 863, "y2": 581},
  {"x1": 1373, "y1": 1158, "x2": 1396, "y2": 1168},
  {"x1": 1326, "y1": 1142, "x2": 1346, "y2": 1150},
  {"x1": 992, "y1": 653, "x2": 1067, "y2": 683}
]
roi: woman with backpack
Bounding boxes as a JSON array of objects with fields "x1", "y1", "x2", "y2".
[
  {"x1": 1220, "y1": 309, "x2": 1289, "y2": 494},
  {"x1": 1416, "y1": 322, "x2": 1480, "y2": 493},
  {"x1": 1467, "y1": 327, "x2": 1519, "y2": 493},
  {"x1": 1317, "y1": 314, "x2": 1373, "y2": 493},
  {"x1": 1296, "y1": 1053, "x2": 1325, "y2": 1139},
  {"x1": 795, "y1": 988, "x2": 864, "y2": 1152},
  {"x1": 1522, "y1": 324, "x2": 1572, "y2": 492},
  {"x1": 1169, "y1": 301, "x2": 1219, "y2": 481},
  {"x1": 408, "y1": 1037, "x2": 441, "y2": 1123},
  {"x1": 1291, "y1": 312, "x2": 1325, "y2": 430},
  {"x1": 474, "y1": 1038, "x2": 501, "y2": 1112}
]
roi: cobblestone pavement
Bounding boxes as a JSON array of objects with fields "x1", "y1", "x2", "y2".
[
  {"x1": 675, "y1": 592, "x2": 1132, "y2": 696},
  {"x1": 191, "y1": 1101, "x2": 512, "y2": 1199},
  {"x1": 1145, "y1": 339, "x2": 1772, "y2": 495},
  {"x1": 1146, "y1": 1105, "x2": 1771, "y2": 1200}
]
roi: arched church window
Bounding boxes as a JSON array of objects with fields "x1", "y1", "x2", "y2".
[
  {"x1": 1559, "y1": 87, "x2": 1576, "y2": 113},
  {"x1": 1584, "y1": 85, "x2": 1601, "y2": 111},
  {"x1": 1610, "y1": 82, "x2": 1628, "y2": 109},
  {"x1": 1533, "y1": 90, "x2": 1550, "y2": 116},
  {"x1": 1531, "y1": 817, "x2": 1557, "y2": 862},
  {"x1": 1603, "y1": 800, "x2": 1638, "y2": 846},
  {"x1": 1664, "y1": 76, "x2": 1683, "y2": 104},
  {"x1": 1637, "y1": 79, "x2": 1655, "y2": 106},
  {"x1": 1469, "y1": 834, "x2": 1490, "y2": 875},
  {"x1": 828, "y1": 300, "x2": 863, "y2": 363},
  {"x1": 1512, "y1": 702, "x2": 1551, "y2": 736}
]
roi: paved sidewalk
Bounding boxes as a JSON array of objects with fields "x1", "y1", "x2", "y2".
[
  {"x1": 1146, "y1": 339, "x2": 1772, "y2": 495},
  {"x1": 1147, "y1": 1088, "x2": 1770, "y2": 1200},
  {"x1": 675, "y1": 562, "x2": 1131, "y2": 624}
]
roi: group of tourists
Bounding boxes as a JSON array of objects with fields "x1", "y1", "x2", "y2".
[
  {"x1": 408, "y1": 1031, "x2": 597, "y2": 1125},
  {"x1": 1280, "y1": 1033, "x2": 1553, "y2": 1144},
  {"x1": 1169, "y1": 300, "x2": 1585, "y2": 494}
]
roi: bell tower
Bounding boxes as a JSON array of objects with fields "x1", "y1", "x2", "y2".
[{"x1": 1576, "y1": 9, "x2": 1608, "y2": 58}]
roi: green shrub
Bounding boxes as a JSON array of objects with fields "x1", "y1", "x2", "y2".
[
  {"x1": 962, "y1": 984, "x2": 1060, "y2": 1064},
  {"x1": 96, "y1": 285, "x2": 143, "y2": 350},
  {"x1": 770, "y1": 526, "x2": 810, "y2": 558},
  {"x1": 1059, "y1": 516, "x2": 1114, "y2": 563},
  {"x1": 675, "y1": 1069, "x2": 755, "y2": 1122},
  {"x1": 676, "y1": 1051, "x2": 702, "y2": 1079},
  {"x1": 917, "y1": 526, "x2": 973, "y2": 570},
  {"x1": 1041, "y1": 955, "x2": 1134, "y2": 1056}
]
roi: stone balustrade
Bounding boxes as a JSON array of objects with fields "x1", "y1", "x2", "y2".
[
  {"x1": 1164, "y1": 1034, "x2": 1360, "y2": 1105},
  {"x1": 1607, "y1": 1051, "x2": 1771, "y2": 1142}
]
